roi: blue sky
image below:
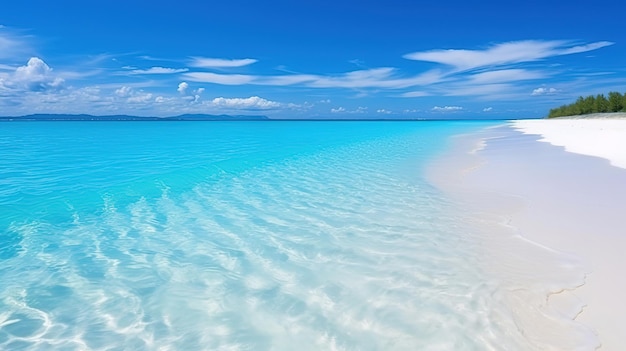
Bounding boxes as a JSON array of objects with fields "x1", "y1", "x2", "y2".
[{"x1": 1, "y1": 0, "x2": 625, "y2": 119}]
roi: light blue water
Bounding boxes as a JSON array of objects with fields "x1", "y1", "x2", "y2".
[{"x1": 0, "y1": 121, "x2": 568, "y2": 350}]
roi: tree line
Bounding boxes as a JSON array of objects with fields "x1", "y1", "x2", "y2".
[{"x1": 548, "y1": 91, "x2": 626, "y2": 118}]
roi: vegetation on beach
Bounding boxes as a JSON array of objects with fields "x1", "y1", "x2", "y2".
[{"x1": 548, "y1": 91, "x2": 626, "y2": 118}]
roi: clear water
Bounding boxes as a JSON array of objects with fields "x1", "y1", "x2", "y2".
[{"x1": 0, "y1": 121, "x2": 578, "y2": 350}]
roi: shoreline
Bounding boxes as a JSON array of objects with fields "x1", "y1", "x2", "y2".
[{"x1": 429, "y1": 119, "x2": 626, "y2": 349}]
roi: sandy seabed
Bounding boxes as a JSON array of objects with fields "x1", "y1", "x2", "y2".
[{"x1": 431, "y1": 117, "x2": 626, "y2": 350}]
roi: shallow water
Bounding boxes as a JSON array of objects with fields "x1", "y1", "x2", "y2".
[{"x1": 0, "y1": 121, "x2": 592, "y2": 350}]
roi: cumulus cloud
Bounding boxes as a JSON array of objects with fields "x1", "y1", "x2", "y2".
[
  {"x1": 432, "y1": 106, "x2": 463, "y2": 112},
  {"x1": 531, "y1": 87, "x2": 559, "y2": 96},
  {"x1": 115, "y1": 86, "x2": 133, "y2": 97},
  {"x1": 189, "y1": 57, "x2": 258, "y2": 68},
  {"x1": 114, "y1": 85, "x2": 153, "y2": 103},
  {"x1": 127, "y1": 93, "x2": 153, "y2": 103},
  {"x1": 128, "y1": 66, "x2": 188, "y2": 74},
  {"x1": 403, "y1": 40, "x2": 613, "y2": 71},
  {"x1": 210, "y1": 96, "x2": 281, "y2": 109},
  {"x1": 177, "y1": 82, "x2": 189, "y2": 94},
  {"x1": 177, "y1": 82, "x2": 204, "y2": 103},
  {"x1": 10, "y1": 57, "x2": 64, "y2": 91},
  {"x1": 331, "y1": 106, "x2": 369, "y2": 114}
]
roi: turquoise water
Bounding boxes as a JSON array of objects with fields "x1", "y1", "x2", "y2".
[{"x1": 0, "y1": 121, "x2": 547, "y2": 350}]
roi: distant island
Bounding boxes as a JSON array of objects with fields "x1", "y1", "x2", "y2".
[
  {"x1": 548, "y1": 91, "x2": 626, "y2": 118},
  {"x1": 0, "y1": 114, "x2": 271, "y2": 121}
]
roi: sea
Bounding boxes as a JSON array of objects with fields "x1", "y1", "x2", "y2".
[{"x1": 0, "y1": 121, "x2": 594, "y2": 350}]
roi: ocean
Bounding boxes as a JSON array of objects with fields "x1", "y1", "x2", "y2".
[{"x1": 0, "y1": 121, "x2": 588, "y2": 350}]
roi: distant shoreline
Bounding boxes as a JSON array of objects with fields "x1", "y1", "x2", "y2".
[
  {"x1": 0, "y1": 113, "x2": 270, "y2": 122},
  {"x1": 0, "y1": 114, "x2": 510, "y2": 122}
]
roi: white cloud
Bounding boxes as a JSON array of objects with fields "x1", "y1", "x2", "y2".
[
  {"x1": 330, "y1": 106, "x2": 369, "y2": 114},
  {"x1": 183, "y1": 72, "x2": 255, "y2": 85},
  {"x1": 115, "y1": 86, "x2": 133, "y2": 97},
  {"x1": 304, "y1": 68, "x2": 443, "y2": 89},
  {"x1": 262, "y1": 74, "x2": 319, "y2": 86},
  {"x1": 177, "y1": 82, "x2": 188, "y2": 94},
  {"x1": 483, "y1": 107, "x2": 493, "y2": 112},
  {"x1": 0, "y1": 28, "x2": 31, "y2": 60},
  {"x1": 531, "y1": 87, "x2": 559, "y2": 96},
  {"x1": 177, "y1": 82, "x2": 204, "y2": 102},
  {"x1": 401, "y1": 91, "x2": 430, "y2": 98},
  {"x1": 442, "y1": 83, "x2": 516, "y2": 97},
  {"x1": 377, "y1": 109, "x2": 392, "y2": 114},
  {"x1": 0, "y1": 36, "x2": 16, "y2": 58},
  {"x1": 127, "y1": 93, "x2": 153, "y2": 103},
  {"x1": 468, "y1": 69, "x2": 545, "y2": 84},
  {"x1": 184, "y1": 67, "x2": 443, "y2": 89},
  {"x1": 10, "y1": 57, "x2": 64, "y2": 91},
  {"x1": 210, "y1": 96, "x2": 281, "y2": 109},
  {"x1": 560, "y1": 41, "x2": 614, "y2": 55},
  {"x1": 114, "y1": 85, "x2": 153, "y2": 103},
  {"x1": 128, "y1": 67, "x2": 188, "y2": 74},
  {"x1": 189, "y1": 57, "x2": 257, "y2": 68},
  {"x1": 403, "y1": 40, "x2": 614, "y2": 72},
  {"x1": 432, "y1": 106, "x2": 463, "y2": 112}
]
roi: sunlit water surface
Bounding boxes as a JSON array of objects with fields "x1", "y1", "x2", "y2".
[{"x1": 0, "y1": 121, "x2": 585, "y2": 350}]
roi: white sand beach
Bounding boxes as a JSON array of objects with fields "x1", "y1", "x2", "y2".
[
  {"x1": 508, "y1": 118, "x2": 626, "y2": 350},
  {"x1": 431, "y1": 117, "x2": 626, "y2": 350}
]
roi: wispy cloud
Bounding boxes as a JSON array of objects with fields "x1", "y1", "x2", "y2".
[
  {"x1": 401, "y1": 91, "x2": 430, "y2": 97},
  {"x1": 179, "y1": 40, "x2": 611, "y2": 102},
  {"x1": 183, "y1": 72, "x2": 255, "y2": 85},
  {"x1": 467, "y1": 69, "x2": 546, "y2": 84},
  {"x1": 0, "y1": 27, "x2": 32, "y2": 60},
  {"x1": 184, "y1": 67, "x2": 445, "y2": 89},
  {"x1": 403, "y1": 40, "x2": 614, "y2": 71},
  {"x1": 189, "y1": 57, "x2": 258, "y2": 68},
  {"x1": 127, "y1": 67, "x2": 188, "y2": 75},
  {"x1": 0, "y1": 27, "x2": 617, "y2": 118}
]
